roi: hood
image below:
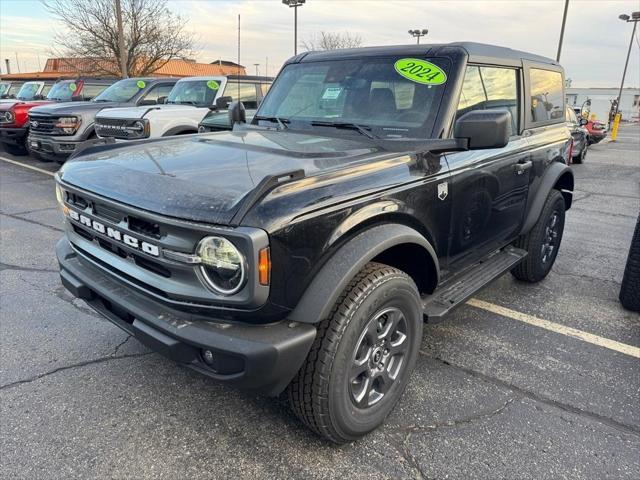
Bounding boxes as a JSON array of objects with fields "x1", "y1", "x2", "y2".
[
  {"x1": 58, "y1": 129, "x2": 382, "y2": 225},
  {"x1": 0, "y1": 100, "x2": 52, "y2": 111},
  {"x1": 97, "y1": 104, "x2": 200, "y2": 120},
  {"x1": 29, "y1": 101, "x2": 128, "y2": 116}
]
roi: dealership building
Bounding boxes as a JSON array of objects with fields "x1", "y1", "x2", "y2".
[{"x1": 566, "y1": 87, "x2": 640, "y2": 122}]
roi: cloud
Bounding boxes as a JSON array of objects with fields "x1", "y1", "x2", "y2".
[{"x1": 1, "y1": 0, "x2": 638, "y2": 87}]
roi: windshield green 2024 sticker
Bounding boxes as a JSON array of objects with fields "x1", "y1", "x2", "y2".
[
  {"x1": 207, "y1": 80, "x2": 219, "y2": 90},
  {"x1": 394, "y1": 59, "x2": 447, "y2": 85},
  {"x1": 69, "y1": 83, "x2": 77, "y2": 92},
  {"x1": 137, "y1": 80, "x2": 146, "y2": 89}
]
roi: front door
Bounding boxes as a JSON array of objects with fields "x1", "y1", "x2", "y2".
[{"x1": 445, "y1": 65, "x2": 531, "y2": 270}]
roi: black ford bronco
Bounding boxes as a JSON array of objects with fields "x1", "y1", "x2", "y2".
[{"x1": 55, "y1": 43, "x2": 574, "y2": 443}]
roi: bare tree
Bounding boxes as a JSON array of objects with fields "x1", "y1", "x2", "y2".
[
  {"x1": 301, "y1": 31, "x2": 363, "y2": 51},
  {"x1": 44, "y1": 0, "x2": 195, "y2": 77}
]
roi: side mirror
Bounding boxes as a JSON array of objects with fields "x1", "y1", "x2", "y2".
[
  {"x1": 156, "y1": 96, "x2": 167, "y2": 105},
  {"x1": 228, "y1": 101, "x2": 246, "y2": 128},
  {"x1": 454, "y1": 110, "x2": 511, "y2": 149},
  {"x1": 579, "y1": 118, "x2": 588, "y2": 126},
  {"x1": 216, "y1": 96, "x2": 232, "y2": 110}
]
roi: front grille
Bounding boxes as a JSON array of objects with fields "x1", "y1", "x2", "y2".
[
  {"x1": 95, "y1": 118, "x2": 143, "y2": 139},
  {"x1": 29, "y1": 114, "x2": 56, "y2": 134}
]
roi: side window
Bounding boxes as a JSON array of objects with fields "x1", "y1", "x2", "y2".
[
  {"x1": 40, "y1": 85, "x2": 52, "y2": 97},
  {"x1": 566, "y1": 107, "x2": 578, "y2": 124},
  {"x1": 222, "y1": 82, "x2": 259, "y2": 108},
  {"x1": 529, "y1": 68, "x2": 564, "y2": 123},
  {"x1": 143, "y1": 84, "x2": 174, "y2": 103},
  {"x1": 457, "y1": 66, "x2": 519, "y2": 135},
  {"x1": 81, "y1": 84, "x2": 109, "y2": 99}
]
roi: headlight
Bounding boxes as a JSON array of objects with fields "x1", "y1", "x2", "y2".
[
  {"x1": 196, "y1": 236, "x2": 246, "y2": 295},
  {"x1": 55, "y1": 183, "x2": 64, "y2": 206},
  {"x1": 55, "y1": 116, "x2": 81, "y2": 134},
  {"x1": 2, "y1": 111, "x2": 14, "y2": 123}
]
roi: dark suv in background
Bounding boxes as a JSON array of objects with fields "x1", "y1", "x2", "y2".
[
  {"x1": 55, "y1": 43, "x2": 573, "y2": 442},
  {"x1": 27, "y1": 77, "x2": 177, "y2": 162}
]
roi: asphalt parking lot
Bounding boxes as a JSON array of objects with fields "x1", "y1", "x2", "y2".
[{"x1": 1, "y1": 125, "x2": 639, "y2": 479}]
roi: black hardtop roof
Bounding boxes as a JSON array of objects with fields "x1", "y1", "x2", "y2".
[{"x1": 292, "y1": 42, "x2": 558, "y2": 68}]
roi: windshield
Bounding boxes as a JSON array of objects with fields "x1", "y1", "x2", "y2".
[
  {"x1": 257, "y1": 57, "x2": 450, "y2": 138},
  {"x1": 46, "y1": 81, "x2": 78, "y2": 101},
  {"x1": 16, "y1": 82, "x2": 42, "y2": 100},
  {"x1": 167, "y1": 79, "x2": 222, "y2": 106},
  {"x1": 93, "y1": 79, "x2": 144, "y2": 103}
]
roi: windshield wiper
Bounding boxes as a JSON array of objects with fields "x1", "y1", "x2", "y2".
[
  {"x1": 93, "y1": 99, "x2": 111, "y2": 102},
  {"x1": 310, "y1": 121, "x2": 376, "y2": 139},
  {"x1": 254, "y1": 115, "x2": 289, "y2": 130},
  {"x1": 176, "y1": 100, "x2": 198, "y2": 105}
]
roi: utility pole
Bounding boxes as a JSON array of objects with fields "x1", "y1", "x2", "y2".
[
  {"x1": 115, "y1": 0, "x2": 127, "y2": 78},
  {"x1": 610, "y1": 11, "x2": 640, "y2": 138},
  {"x1": 254, "y1": 63, "x2": 260, "y2": 76},
  {"x1": 408, "y1": 29, "x2": 428, "y2": 44},
  {"x1": 282, "y1": 0, "x2": 306, "y2": 55},
  {"x1": 237, "y1": 14, "x2": 241, "y2": 99},
  {"x1": 556, "y1": 0, "x2": 569, "y2": 62}
]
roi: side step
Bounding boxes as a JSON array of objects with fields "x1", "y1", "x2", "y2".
[{"x1": 422, "y1": 246, "x2": 527, "y2": 322}]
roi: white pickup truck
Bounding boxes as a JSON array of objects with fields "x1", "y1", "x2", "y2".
[{"x1": 94, "y1": 75, "x2": 272, "y2": 141}]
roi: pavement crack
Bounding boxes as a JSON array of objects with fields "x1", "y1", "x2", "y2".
[
  {"x1": 389, "y1": 431, "x2": 429, "y2": 480},
  {"x1": 0, "y1": 262, "x2": 58, "y2": 273},
  {"x1": 550, "y1": 267, "x2": 620, "y2": 285},
  {"x1": 9, "y1": 206, "x2": 59, "y2": 216},
  {"x1": 0, "y1": 212, "x2": 64, "y2": 232},
  {"x1": 423, "y1": 354, "x2": 640, "y2": 438},
  {"x1": 0, "y1": 352, "x2": 153, "y2": 391},
  {"x1": 110, "y1": 335, "x2": 133, "y2": 357}
]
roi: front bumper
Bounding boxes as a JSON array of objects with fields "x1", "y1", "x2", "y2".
[
  {"x1": 56, "y1": 238, "x2": 316, "y2": 396},
  {"x1": 27, "y1": 134, "x2": 81, "y2": 161},
  {"x1": 0, "y1": 126, "x2": 27, "y2": 147}
]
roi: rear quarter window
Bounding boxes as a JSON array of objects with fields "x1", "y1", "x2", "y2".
[{"x1": 529, "y1": 68, "x2": 564, "y2": 124}]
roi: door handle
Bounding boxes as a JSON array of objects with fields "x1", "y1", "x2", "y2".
[{"x1": 514, "y1": 160, "x2": 532, "y2": 175}]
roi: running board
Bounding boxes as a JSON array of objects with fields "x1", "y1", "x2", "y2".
[{"x1": 422, "y1": 246, "x2": 527, "y2": 322}]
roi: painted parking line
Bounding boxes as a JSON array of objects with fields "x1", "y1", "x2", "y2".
[
  {"x1": 468, "y1": 298, "x2": 640, "y2": 358},
  {"x1": 0, "y1": 155, "x2": 56, "y2": 177}
]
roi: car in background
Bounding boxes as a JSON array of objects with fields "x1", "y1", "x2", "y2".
[
  {"x1": 0, "y1": 81, "x2": 25, "y2": 99},
  {"x1": 0, "y1": 81, "x2": 55, "y2": 104},
  {"x1": 0, "y1": 79, "x2": 113, "y2": 156},
  {"x1": 572, "y1": 107, "x2": 607, "y2": 144},
  {"x1": 94, "y1": 75, "x2": 272, "y2": 141},
  {"x1": 27, "y1": 77, "x2": 177, "y2": 162},
  {"x1": 565, "y1": 106, "x2": 589, "y2": 164}
]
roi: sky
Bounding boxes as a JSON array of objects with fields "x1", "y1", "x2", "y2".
[{"x1": 0, "y1": 0, "x2": 638, "y2": 88}]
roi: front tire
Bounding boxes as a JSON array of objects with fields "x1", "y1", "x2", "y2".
[
  {"x1": 288, "y1": 262, "x2": 423, "y2": 443},
  {"x1": 511, "y1": 189, "x2": 566, "y2": 282},
  {"x1": 573, "y1": 143, "x2": 587, "y2": 164}
]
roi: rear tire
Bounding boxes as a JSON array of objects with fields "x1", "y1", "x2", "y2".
[
  {"x1": 288, "y1": 262, "x2": 422, "y2": 443},
  {"x1": 511, "y1": 189, "x2": 565, "y2": 282},
  {"x1": 619, "y1": 214, "x2": 640, "y2": 312}
]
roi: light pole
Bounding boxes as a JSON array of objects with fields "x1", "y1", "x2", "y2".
[
  {"x1": 408, "y1": 29, "x2": 428, "y2": 44},
  {"x1": 613, "y1": 11, "x2": 640, "y2": 120},
  {"x1": 254, "y1": 63, "x2": 260, "y2": 76},
  {"x1": 283, "y1": 0, "x2": 306, "y2": 55}
]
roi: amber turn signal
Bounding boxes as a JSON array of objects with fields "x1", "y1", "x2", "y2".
[{"x1": 258, "y1": 247, "x2": 271, "y2": 286}]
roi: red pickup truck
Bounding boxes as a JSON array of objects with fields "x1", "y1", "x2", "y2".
[{"x1": 0, "y1": 78, "x2": 113, "y2": 156}]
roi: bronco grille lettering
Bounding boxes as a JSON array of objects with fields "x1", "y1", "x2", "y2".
[{"x1": 68, "y1": 209, "x2": 160, "y2": 257}]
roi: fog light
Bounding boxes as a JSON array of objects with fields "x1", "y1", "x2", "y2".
[{"x1": 202, "y1": 349, "x2": 215, "y2": 365}]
